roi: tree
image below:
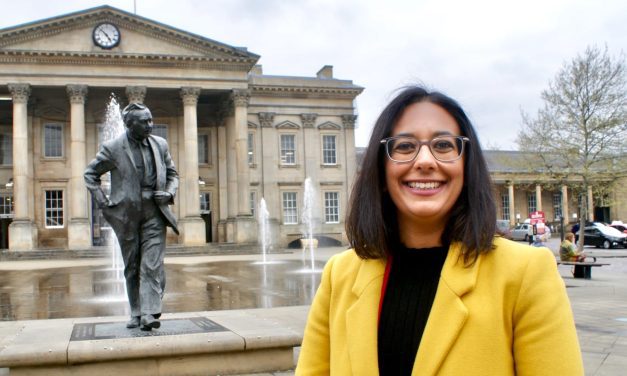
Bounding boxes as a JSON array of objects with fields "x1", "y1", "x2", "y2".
[{"x1": 517, "y1": 45, "x2": 627, "y2": 252}]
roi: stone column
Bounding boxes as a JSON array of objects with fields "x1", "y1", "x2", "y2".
[
  {"x1": 223, "y1": 100, "x2": 237, "y2": 221},
  {"x1": 232, "y1": 89, "x2": 251, "y2": 217},
  {"x1": 231, "y1": 89, "x2": 256, "y2": 243},
  {"x1": 561, "y1": 185, "x2": 569, "y2": 225},
  {"x1": 125, "y1": 86, "x2": 146, "y2": 104},
  {"x1": 67, "y1": 85, "x2": 91, "y2": 249},
  {"x1": 508, "y1": 182, "x2": 515, "y2": 225},
  {"x1": 342, "y1": 115, "x2": 358, "y2": 194},
  {"x1": 179, "y1": 87, "x2": 205, "y2": 245},
  {"x1": 217, "y1": 113, "x2": 228, "y2": 242},
  {"x1": 535, "y1": 184, "x2": 542, "y2": 212},
  {"x1": 7, "y1": 83, "x2": 36, "y2": 250},
  {"x1": 587, "y1": 186, "x2": 594, "y2": 221},
  {"x1": 301, "y1": 113, "x2": 317, "y2": 180}
]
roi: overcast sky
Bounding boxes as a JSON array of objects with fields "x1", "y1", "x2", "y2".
[{"x1": 1, "y1": 0, "x2": 625, "y2": 149}]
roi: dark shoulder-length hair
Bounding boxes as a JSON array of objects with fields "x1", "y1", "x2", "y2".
[{"x1": 346, "y1": 85, "x2": 496, "y2": 264}]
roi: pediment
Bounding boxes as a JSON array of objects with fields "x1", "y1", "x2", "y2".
[
  {"x1": 318, "y1": 121, "x2": 341, "y2": 130},
  {"x1": 275, "y1": 120, "x2": 300, "y2": 129},
  {"x1": 0, "y1": 5, "x2": 259, "y2": 65},
  {"x1": 248, "y1": 121, "x2": 258, "y2": 129}
]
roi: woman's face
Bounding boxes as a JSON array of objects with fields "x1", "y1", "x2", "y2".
[{"x1": 384, "y1": 101, "x2": 465, "y2": 230}]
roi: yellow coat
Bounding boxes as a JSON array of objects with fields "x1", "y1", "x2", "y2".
[{"x1": 296, "y1": 237, "x2": 583, "y2": 375}]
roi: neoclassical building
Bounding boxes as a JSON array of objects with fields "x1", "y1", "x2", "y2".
[{"x1": 0, "y1": 6, "x2": 362, "y2": 250}]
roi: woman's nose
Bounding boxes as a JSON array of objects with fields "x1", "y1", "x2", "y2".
[{"x1": 412, "y1": 145, "x2": 436, "y2": 169}]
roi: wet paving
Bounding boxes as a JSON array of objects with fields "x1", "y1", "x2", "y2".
[{"x1": 0, "y1": 260, "x2": 324, "y2": 321}]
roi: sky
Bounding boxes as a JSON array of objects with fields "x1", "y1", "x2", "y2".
[{"x1": 0, "y1": 0, "x2": 625, "y2": 150}]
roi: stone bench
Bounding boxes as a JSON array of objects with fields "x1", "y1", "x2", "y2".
[
  {"x1": 557, "y1": 260, "x2": 609, "y2": 279},
  {"x1": 0, "y1": 306, "x2": 309, "y2": 376}
]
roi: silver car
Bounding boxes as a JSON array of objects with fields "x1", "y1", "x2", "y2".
[{"x1": 511, "y1": 223, "x2": 532, "y2": 241}]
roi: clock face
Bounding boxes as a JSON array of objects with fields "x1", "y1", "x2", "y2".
[{"x1": 93, "y1": 23, "x2": 120, "y2": 49}]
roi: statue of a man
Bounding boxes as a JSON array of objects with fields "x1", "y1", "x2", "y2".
[{"x1": 84, "y1": 102, "x2": 179, "y2": 331}]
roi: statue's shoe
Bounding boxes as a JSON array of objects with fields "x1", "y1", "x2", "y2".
[
  {"x1": 126, "y1": 316, "x2": 140, "y2": 328},
  {"x1": 140, "y1": 314, "x2": 161, "y2": 331}
]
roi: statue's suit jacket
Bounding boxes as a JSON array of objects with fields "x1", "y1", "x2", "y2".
[
  {"x1": 84, "y1": 133, "x2": 179, "y2": 238},
  {"x1": 296, "y1": 237, "x2": 583, "y2": 376}
]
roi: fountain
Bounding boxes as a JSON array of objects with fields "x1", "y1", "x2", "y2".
[
  {"x1": 301, "y1": 177, "x2": 317, "y2": 271},
  {"x1": 89, "y1": 95, "x2": 127, "y2": 305}
]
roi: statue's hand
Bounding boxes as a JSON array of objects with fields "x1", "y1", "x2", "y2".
[{"x1": 153, "y1": 191, "x2": 172, "y2": 205}]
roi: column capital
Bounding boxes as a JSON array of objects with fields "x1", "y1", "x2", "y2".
[
  {"x1": 231, "y1": 89, "x2": 250, "y2": 107},
  {"x1": 301, "y1": 113, "x2": 317, "y2": 128},
  {"x1": 66, "y1": 84, "x2": 88, "y2": 104},
  {"x1": 258, "y1": 112, "x2": 275, "y2": 128},
  {"x1": 126, "y1": 86, "x2": 147, "y2": 104},
  {"x1": 8, "y1": 83, "x2": 31, "y2": 104},
  {"x1": 181, "y1": 87, "x2": 201, "y2": 106},
  {"x1": 341, "y1": 114, "x2": 357, "y2": 129}
]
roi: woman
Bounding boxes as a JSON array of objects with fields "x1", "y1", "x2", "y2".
[{"x1": 296, "y1": 86, "x2": 583, "y2": 375}]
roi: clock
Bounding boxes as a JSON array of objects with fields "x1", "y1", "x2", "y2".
[{"x1": 93, "y1": 23, "x2": 120, "y2": 49}]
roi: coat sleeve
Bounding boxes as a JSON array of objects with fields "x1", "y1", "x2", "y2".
[
  {"x1": 161, "y1": 139, "x2": 178, "y2": 203},
  {"x1": 84, "y1": 143, "x2": 116, "y2": 207},
  {"x1": 512, "y1": 247, "x2": 584, "y2": 375},
  {"x1": 296, "y1": 254, "x2": 336, "y2": 375}
]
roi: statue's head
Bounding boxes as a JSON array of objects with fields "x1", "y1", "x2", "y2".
[{"x1": 122, "y1": 102, "x2": 153, "y2": 140}]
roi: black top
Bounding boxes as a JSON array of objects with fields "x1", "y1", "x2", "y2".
[
  {"x1": 127, "y1": 132, "x2": 156, "y2": 189},
  {"x1": 377, "y1": 244, "x2": 448, "y2": 375}
]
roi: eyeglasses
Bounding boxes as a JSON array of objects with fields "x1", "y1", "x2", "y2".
[{"x1": 380, "y1": 135, "x2": 470, "y2": 163}]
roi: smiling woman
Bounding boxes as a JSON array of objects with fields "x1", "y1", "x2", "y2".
[{"x1": 296, "y1": 85, "x2": 584, "y2": 376}]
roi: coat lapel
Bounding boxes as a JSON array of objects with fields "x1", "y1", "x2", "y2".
[
  {"x1": 147, "y1": 136, "x2": 165, "y2": 191},
  {"x1": 412, "y1": 243, "x2": 480, "y2": 375},
  {"x1": 346, "y1": 257, "x2": 386, "y2": 376},
  {"x1": 121, "y1": 134, "x2": 138, "y2": 171}
]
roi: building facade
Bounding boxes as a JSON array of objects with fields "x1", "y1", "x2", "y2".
[{"x1": 0, "y1": 6, "x2": 362, "y2": 250}]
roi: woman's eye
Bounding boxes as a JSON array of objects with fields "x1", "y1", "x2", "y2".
[
  {"x1": 432, "y1": 140, "x2": 454, "y2": 151},
  {"x1": 393, "y1": 142, "x2": 416, "y2": 153}
]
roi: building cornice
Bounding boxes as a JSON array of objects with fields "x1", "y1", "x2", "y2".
[
  {"x1": 250, "y1": 84, "x2": 363, "y2": 99},
  {"x1": 0, "y1": 50, "x2": 256, "y2": 71}
]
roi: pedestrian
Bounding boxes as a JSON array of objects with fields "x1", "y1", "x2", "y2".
[
  {"x1": 84, "y1": 103, "x2": 179, "y2": 331},
  {"x1": 296, "y1": 85, "x2": 583, "y2": 375}
]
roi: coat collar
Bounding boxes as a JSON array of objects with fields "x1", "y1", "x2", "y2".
[{"x1": 346, "y1": 243, "x2": 481, "y2": 376}]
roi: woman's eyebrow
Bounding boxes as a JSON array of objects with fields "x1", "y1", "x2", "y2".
[{"x1": 392, "y1": 130, "x2": 456, "y2": 138}]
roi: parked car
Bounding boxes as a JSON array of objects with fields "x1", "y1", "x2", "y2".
[
  {"x1": 575, "y1": 224, "x2": 627, "y2": 249},
  {"x1": 496, "y1": 220, "x2": 512, "y2": 239},
  {"x1": 511, "y1": 223, "x2": 531, "y2": 241},
  {"x1": 609, "y1": 222, "x2": 627, "y2": 234}
]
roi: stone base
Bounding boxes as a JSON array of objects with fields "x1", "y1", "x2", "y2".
[
  {"x1": 68, "y1": 219, "x2": 92, "y2": 250},
  {"x1": 178, "y1": 217, "x2": 206, "y2": 246},
  {"x1": 8, "y1": 220, "x2": 38, "y2": 251},
  {"x1": 224, "y1": 216, "x2": 257, "y2": 244}
]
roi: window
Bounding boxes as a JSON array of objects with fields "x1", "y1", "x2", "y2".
[
  {"x1": 527, "y1": 193, "x2": 536, "y2": 214},
  {"x1": 198, "y1": 134, "x2": 210, "y2": 164},
  {"x1": 44, "y1": 123, "x2": 63, "y2": 158},
  {"x1": 0, "y1": 194, "x2": 13, "y2": 217},
  {"x1": 0, "y1": 132, "x2": 12, "y2": 165},
  {"x1": 247, "y1": 132, "x2": 255, "y2": 165},
  {"x1": 250, "y1": 191, "x2": 256, "y2": 217},
  {"x1": 280, "y1": 134, "x2": 296, "y2": 165},
  {"x1": 324, "y1": 191, "x2": 340, "y2": 223},
  {"x1": 501, "y1": 194, "x2": 510, "y2": 221},
  {"x1": 322, "y1": 135, "x2": 337, "y2": 165},
  {"x1": 282, "y1": 192, "x2": 298, "y2": 224},
  {"x1": 553, "y1": 193, "x2": 562, "y2": 219},
  {"x1": 200, "y1": 192, "x2": 211, "y2": 213},
  {"x1": 45, "y1": 190, "x2": 64, "y2": 228},
  {"x1": 152, "y1": 124, "x2": 168, "y2": 140}
]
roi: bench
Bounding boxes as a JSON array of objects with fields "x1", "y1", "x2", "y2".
[{"x1": 556, "y1": 260, "x2": 609, "y2": 279}]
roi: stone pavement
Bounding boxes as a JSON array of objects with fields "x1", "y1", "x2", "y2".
[{"x1": 1, "y1": 240, "x2": 626, "y2": 375}]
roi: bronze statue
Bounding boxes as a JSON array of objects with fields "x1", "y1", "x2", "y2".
[{"x1": 85, "y1": 103, "x2": 179, "y2": 331}]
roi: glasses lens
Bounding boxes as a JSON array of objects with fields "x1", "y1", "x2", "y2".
[
  {"x1": 387, "y1": 137, "x2": 418, "y2": 162},
  {"x1": 430, "y1": 136, "x2": 463, "y2": 161}
]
